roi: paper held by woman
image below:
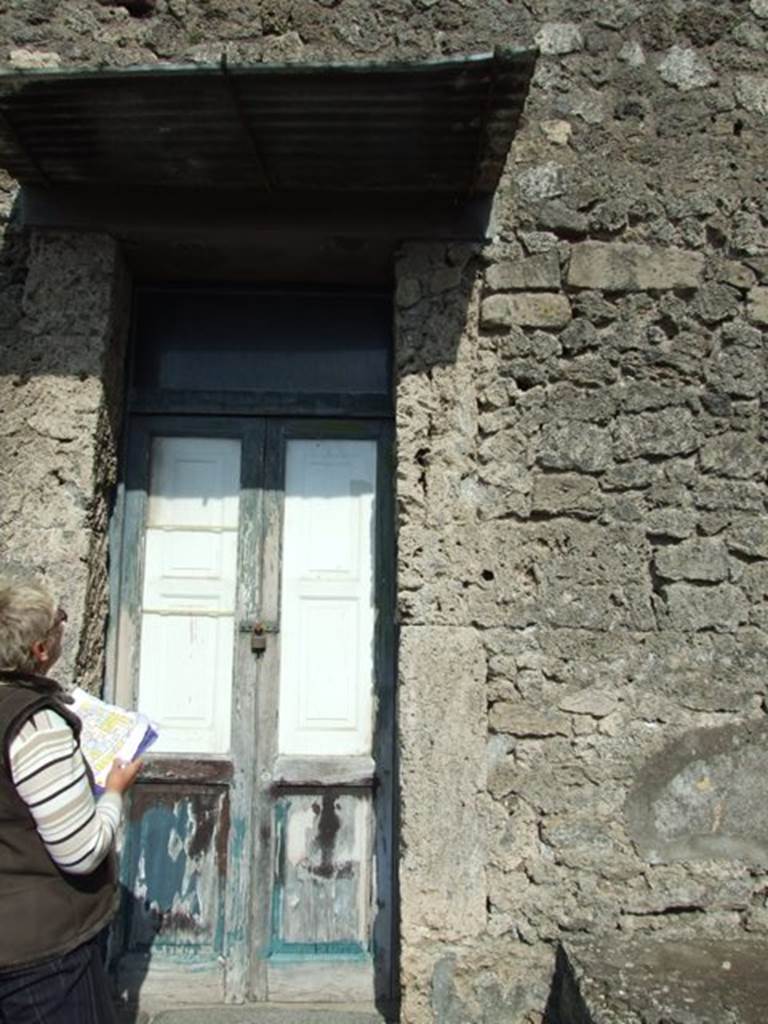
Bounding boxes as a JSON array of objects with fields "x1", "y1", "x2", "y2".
[{"x1": 70, "y1": 687, "x2": 157, "y2": 790}]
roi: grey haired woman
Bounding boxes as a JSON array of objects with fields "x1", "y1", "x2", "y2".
[{"x1": 0, "y1": 580, "x2": 140, "y2": 1024}]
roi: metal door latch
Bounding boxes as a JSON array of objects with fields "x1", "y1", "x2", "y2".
[
  {"x1": 250, "y1": 623, "x2": 268, "y2": 653},
  {"x1": 239, "y1": 619, "x2": 279, "y2": 655}
]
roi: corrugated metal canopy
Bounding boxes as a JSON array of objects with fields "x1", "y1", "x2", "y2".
[{"x1": 0, "y1": 51, "x2": 536, "y2": 202}]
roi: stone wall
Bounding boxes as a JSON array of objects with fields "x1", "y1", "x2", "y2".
[
  {"x1": 1, "y1": 1, "x2": 768, "y2": 1022},
  {"x1": 393, "y1": 3, "x2": 768, "y2": 1019},
  {"x1": 0, "y1": 229, "x2": 129, "y2": 687}
]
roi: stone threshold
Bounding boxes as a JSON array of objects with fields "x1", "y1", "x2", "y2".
[{"x1": 117, "y1": 1002, "x2": 391, "y2": 1024}]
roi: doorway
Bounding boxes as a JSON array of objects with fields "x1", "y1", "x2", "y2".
[{"x1": 108, "y1": 288, "x2": 395, "y2": 1012}]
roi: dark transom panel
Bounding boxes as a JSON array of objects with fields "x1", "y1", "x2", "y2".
[{"x1": 0, "y1": 51, "x2": 536, "y2": 202}]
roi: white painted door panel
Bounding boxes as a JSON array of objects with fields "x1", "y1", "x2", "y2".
[
  {"x1": 278, "y1": 440, "x2": 377, "y2": 756},
  {"x1": 138, "y1": 437, "x2": 241, "y2": 754}
]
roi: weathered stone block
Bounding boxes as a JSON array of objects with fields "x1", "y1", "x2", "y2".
[
  {"x1": 399, "y1": 626, "x2": 486, "y2": 940},
  {"x1": 614, "y1": 408, "x2": 699, "y2": 459},
  {"x1": 502, "y1": 758, "x2": 595, "y2": 817},
  {"x1": 618, "y1": 39, "x2": 646, "y2": 66},
  {"x1": 692, "y1": 283, "x2": 741, "y2": 323},
  {"x1": 548, "y1": 383, "x2": 618, "y2": 423},
  {"x1": 542, "y1": 583, "x2": 655, "y2": 631},
  {"x1": 717, "y1": 260, "x2": 757, "y2": 290},
  {"x1": 538, "y1": 421, "x2": 612, "y2": 472},
  {"x1": 428, "y1": 946, "x2": 555, "y2": 1024},
  {"x1": 735, "y1": 73, "x2": 768, "y2": 115},
  {"x1": 746, "y1": 286, "x2": 768, "y2": 323},
  {"x1": 659, "y1": 45, "x2": 717, "y2": 90},
  {"x1": 728, "y1": 518, "x2": 768, "y2": 559},
  {"x1": 395, "y1": 276, "x2": 421, "y2": 308},
  {"x1": 516, "y1": 162, "x2": 566, "y2": 202},
  {"x1": 664, "y1": 582, "x2": 749, "y2": 631},
  {"x1": 8, "y1": 48, "x2": 61, "y2": 69},
  {"x1": 654, "y1": 538, "x2": 730, "y2": 583},
  {"x1": 489, "y1": 702, "x2": 570, "y2": 737},
  {"x1": 540, "y1": 118, "x2": 572, "y2": 145},
  {"x1": 707, "y1": 335, "x2": 764, "y2": 399},
  {"x1": 532, "y1": 473, "x2": 602, "y2": 517},
  {"x1": 497, "y1": 326, "x2": 559, "y2": 361},
  {"x1": 557, "y1": 85, "x2": 607, "y2": 125},
  {"x1": 559, "y1": 318, "x2": 599, "y2": 355},
  {"x1": 567, "y1": 242, "x2": 705, "y2": 291},
  {"x1": 558, "y1": 688, "x2": 617, "y2": 718},
  {"x1": 564, "y1": 352, "x2": 621, "y2": 387},
  {"x1": 621, "y1": 382, "x2": 691, "y2": 414},
  {"x1": 518, "y1": 230, "x2": 559, "y2": 254},
  {"x1": 485, "y1": 251, "x2": 560, "y2": 291},
  {"x1": 534, "y1": 21, "x2": 583, "y2": 54},
  {"x1": 480, "y1": 292, "x2": 571, "y2": 328},
  {"x1": 700, "y1": 432, "x2": 765, "y2": 479},
  {"x1": 739, "y1": 564, "x2": 768, "y2": 625},
  {"x1": 644, "y1": 509, "x2": 696, "y2": 539},
  {"x1": 620, "y1": 631, "x2": 766, "y2": 712},
  {"x1": 537, "y1": 200, "x2": 588, "y2": 235},
  {"x1": 541, "y1": 816, "x2": 632, "y2": 873},
  {"x1": 693, "y1": 478, "x2": 765, "y2": 513}
]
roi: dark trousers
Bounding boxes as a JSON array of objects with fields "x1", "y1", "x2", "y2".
[{"x1": 0, "y1": 936, "x2": 116, "y2": 1024}]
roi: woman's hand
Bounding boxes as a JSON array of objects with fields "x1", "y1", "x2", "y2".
[{"x1": 105, "y1": 757, "x2": 143, "y2": 795}]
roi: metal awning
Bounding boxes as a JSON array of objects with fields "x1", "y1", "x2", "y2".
[{"x1": 0, "y1": 51, "x2": 536, "y2": 204}]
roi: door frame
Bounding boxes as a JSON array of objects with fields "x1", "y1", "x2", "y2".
[{"x1": 106, "y1": 413, "x2": 397, "y2": 1010}]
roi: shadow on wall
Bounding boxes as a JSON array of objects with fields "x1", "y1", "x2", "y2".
[
  {"x1": 542, "y1": 945, "x2": 591, "y2": 1024},
  {"x1": 394, "y1": 241, "x2": 480, "y2": 379}
]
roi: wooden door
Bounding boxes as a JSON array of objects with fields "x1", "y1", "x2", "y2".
[{"x1": 110, "y1": 416, "x2": 394, "y2": 1011}]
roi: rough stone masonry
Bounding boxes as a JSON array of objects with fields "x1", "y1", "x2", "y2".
[{"x1": 1, "y1": 1, "x2": 768, "y2": 1022}]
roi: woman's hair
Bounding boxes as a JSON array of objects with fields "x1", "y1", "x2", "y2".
[{"x1": 0, "y1": 580, "x2": 56, "y2": 673}]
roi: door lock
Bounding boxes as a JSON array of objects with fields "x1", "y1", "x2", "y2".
[
  {"x1": 239, "y1": 619, "x2": 279, "y2": 655},
  {"x1": 250, "y1": 623, "x2": 267, "y2": 654}
]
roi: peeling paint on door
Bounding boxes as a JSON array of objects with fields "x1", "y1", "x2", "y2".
[
  {"x1": 122, "y1": 784, "x2": 229, "y2": 958},
  {"x1": 271, "y1": 791, "x2": 372, "y2": 956}
]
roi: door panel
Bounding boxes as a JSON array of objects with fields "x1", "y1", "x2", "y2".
[
  {"x1": 279, "y1": 439, "x2": 377, "y2": 757},
  {"x1": 115, "y1": 780, "x2": 230, "y2": 1008},
  {"x1": 272, "y1": 790, "x2": 372, "y2": 951},
  {"x1": 139, "y1": 436, "x2": 241, "y2": 754},
  {"x1": 121, "y1": 784, "x2": 229, "y2": 954}
]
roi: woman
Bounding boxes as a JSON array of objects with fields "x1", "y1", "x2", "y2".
[{"x1": 0, "y1": 579, "x2": 141, "y2": 1023}]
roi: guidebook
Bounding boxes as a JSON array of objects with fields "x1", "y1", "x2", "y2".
[{"x1": 70, "y1": 687, "x2": 158, "y2": 791}]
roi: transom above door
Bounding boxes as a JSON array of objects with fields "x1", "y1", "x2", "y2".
[{"x1": 108, "y1": 287, "x2": 395, "y2": 1014}]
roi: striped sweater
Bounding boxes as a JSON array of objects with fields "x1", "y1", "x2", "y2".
[{"x1": 9, "y1": 707, "x2": 122, "y2": 875}]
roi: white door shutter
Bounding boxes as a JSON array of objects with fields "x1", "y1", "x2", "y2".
[
  {"x1": 137, "y1": 437, "x2": 241, "y2": 754},
  {"x1": 278, "y1": 440, "x2": 377, "y2": 757}
]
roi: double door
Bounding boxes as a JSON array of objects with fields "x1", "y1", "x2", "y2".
[{"x1": 109, "y1": 416, "x2": 394, "y2": 1010}]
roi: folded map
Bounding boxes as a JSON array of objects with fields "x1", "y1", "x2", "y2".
[{"x1": 70, "y1": 687, "x2": 158, "y2": 791}]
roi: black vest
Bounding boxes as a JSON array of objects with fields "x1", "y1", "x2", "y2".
[{"x1": 0, "y1": 672, "x2": 117, "y2": 969}]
